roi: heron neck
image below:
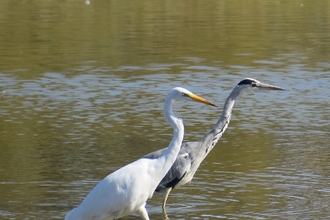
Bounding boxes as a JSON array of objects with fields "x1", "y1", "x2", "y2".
[
  {"x1": 221, "y1": 85, "x2": 242, "y2": 118},
  {"x1": 197, "y1": 86, "x2": 244, "y2": 158},
  {"x1": 211, "y1": 85, "x2": 244, "y2": 134}
]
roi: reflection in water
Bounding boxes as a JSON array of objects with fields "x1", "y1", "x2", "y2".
[{"x1": 1, "y1": 0, "x2": 330, "y2": 219}]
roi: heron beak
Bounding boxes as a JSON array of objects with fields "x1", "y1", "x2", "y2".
[
  {"x1": 256, "y1": 82, "x2": 286, "y2": 91},
  {"x1": 188, "y1": 93, "x2": 218, "y2": 107}
]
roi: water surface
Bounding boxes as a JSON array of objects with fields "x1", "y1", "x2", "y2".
[{"x1": 1, "y1": 0, "x2": 330, "y2": 219}]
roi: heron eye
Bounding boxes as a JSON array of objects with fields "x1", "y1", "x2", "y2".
[{"x1": 251, "y1": 82, "x2": 257, "y2": 87}]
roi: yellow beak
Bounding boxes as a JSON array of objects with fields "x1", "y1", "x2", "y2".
[{"x1": 188, "y1": 93, "x2": 218, "y2": 107}]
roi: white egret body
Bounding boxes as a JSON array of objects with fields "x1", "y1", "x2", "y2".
[{"x1": 65, "y1": 87, "x2": 216, "y2": 220}]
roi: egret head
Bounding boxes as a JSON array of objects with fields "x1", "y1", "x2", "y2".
[{"x1": 169, "y1": 87, "x2": 217, "y2": 107}]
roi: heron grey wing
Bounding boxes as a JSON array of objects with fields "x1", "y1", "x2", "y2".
[
  {"x1": 155, "y1": 153, "x2": 191, "y2": 191},
  {"x1": 154, "y1": 142, "x2": 195, "y2": 191},
  {"x1": 143, "y1": 147, "x2": 167, "y2": 159},
  {"x1": 143, "y1": 144, "x2": 190, "y2": 191},
  {"x1": 144, "y1": 141, "x2": 197, "y2": 191}
]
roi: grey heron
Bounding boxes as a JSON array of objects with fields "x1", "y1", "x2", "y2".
[
  {"x1": 65, "y1": 87, "x2": 217, "y2": 220},
  {"x1": 144, "y1": 78, "x2": 285, "y2": 218}
]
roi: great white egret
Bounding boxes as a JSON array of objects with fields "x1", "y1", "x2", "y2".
[
  {"x1": 144, "y1": 78, "x2": 285, "y2": 218},
  {"x1": 65, "y1": 87, "x2": 217, "y2": 220}
]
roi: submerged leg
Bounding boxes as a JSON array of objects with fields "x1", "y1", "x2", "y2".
[
  {"x1": 136, "y1": 204, "x2": 150, "y2": 220},
  {"x1": 162, "y1": 188, "x2": 172, "y2": 220}
]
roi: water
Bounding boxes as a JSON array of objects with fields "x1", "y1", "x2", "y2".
[{"x1": 1, "y1": 0, "x2": 330, "y2": 219}]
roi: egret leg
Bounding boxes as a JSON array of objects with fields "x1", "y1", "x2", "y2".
[
  {"x1": 136, "y1": 204, "x2": 150, "y2": 220},
  {"x1": 162, "y1": 188, "x2": 172, "y2": 220}
]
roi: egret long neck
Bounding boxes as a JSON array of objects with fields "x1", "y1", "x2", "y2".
[{"x1": 157, "y1": 98, "x2": 184, "y2": 174}]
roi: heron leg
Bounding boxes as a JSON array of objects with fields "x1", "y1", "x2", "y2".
[
  {"x1": 162, "y1": 188, "x2": 172, "y2": 220},
  {"x1": 136, "y1": 204, "x2": 150, "y2": 220}
]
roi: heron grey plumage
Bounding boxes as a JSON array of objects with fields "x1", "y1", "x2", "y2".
[{"x1": 144, "y1": 78, "x2": 285, "y2": 219}]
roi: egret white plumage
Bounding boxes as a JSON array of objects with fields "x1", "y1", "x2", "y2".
[
  {"x1": 144, "y1": 78, "x2": 285, "y2": 218},
  {"x1": 65, "y1": 87, "x2": 217, "y2": 220}
]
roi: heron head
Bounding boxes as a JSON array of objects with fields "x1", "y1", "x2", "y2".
[{"x1": 237, "y1": 78, "x2": 286, "y2": 93}]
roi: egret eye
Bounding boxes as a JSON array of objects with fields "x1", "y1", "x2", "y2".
[{"x1": 182, "y1": 92, "x2": 188, "y2": 97}]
